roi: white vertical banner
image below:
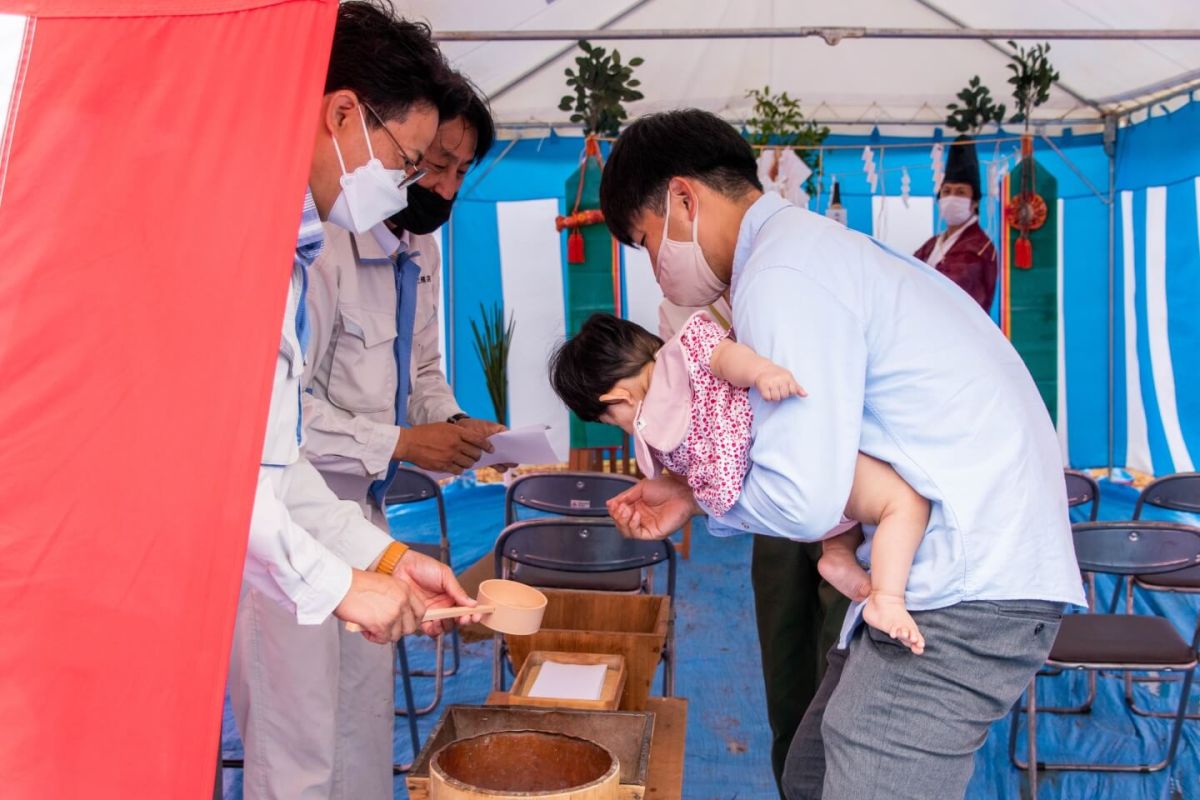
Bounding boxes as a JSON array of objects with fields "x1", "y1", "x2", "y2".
[
  {"x1": 1122, "y1": 191, "x2": 1153, "y2": 475},
  {"x1": 871, "y1": 195, "x2": 934, "y2": 257},
  {"x1": 1145, "y1": 186, "x2": 1194, "y2": 472},
  {"x1": 1056, "y1": 198, "x2": 1068, "y2": 465},
  {"x1": 622, "y1": 244, "x2": 663, "y2": 334},
  {"x1": 496, "y1": 199, "x2": 569, "y2": 462},
  {"x1": 0, "y1": 15, "x2": 31, "y2": 208}
]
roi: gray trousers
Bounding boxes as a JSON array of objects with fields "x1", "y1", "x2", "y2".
[{"x1": 783, "y1": 599, "x2": 1063, "y2": 800}]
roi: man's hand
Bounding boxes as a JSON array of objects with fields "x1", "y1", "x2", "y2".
[
  {"x1": 393, "y1": 423, "x2": 492, "y2": 474},
  {"x1": 455, "y1": 417, "x2": 516, "y2": 472},
  {"x1": 754, "y1": 365, "x2": 806, "y2": 402},
  {"x1": 392, "y1": 550, "x2": 480, "y2": 637},
  {"x1": 333, "y1": 568, "x2": 423, "y2": 644},
  {"x1": 606, "y1": 475, "x2": 702, "y2": 541}
]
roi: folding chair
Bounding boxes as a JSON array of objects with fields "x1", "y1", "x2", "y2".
[
  {"x1": 490, "y1": 517, "x2": 677, "y2": 696},
  {"x1": 1009, "y1": 521, "x2": 1200, "y2": 797},
  {"x1": 384, "y1": 467, "x2": 457, "y2": 716},
  {"x1": 1122, "y1": 473, "x2": 1200, "y2": 719},
  {"x1": 504, "y1": 471, "x2": 645, "y2": 592},
  {"x1": 1065, "y1": 469, "x2": 1100, "y2": 521}
]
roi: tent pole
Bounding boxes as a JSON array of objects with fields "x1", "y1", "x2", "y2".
[
  {"x1": 1104, "y1": 114, "x2": 1117, "y2": 476},
  {"x1": 908, "y1": 0, "x2": 1099, "y2": 113},
  {"x1": 435, "y1": 27, "x2": 1200, "y2": 43}
]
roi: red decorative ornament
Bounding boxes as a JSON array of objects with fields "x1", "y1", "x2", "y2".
[
  {"x1": 566, "y1": 229, "x2": 585, "y2": 263},
  {"x1": 1006, "y1": 135, "x2": 1047, "y2": 270}
]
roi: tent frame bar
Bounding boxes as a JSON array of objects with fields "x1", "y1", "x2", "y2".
[{"x1": 435, "y1": 27, "x2": 1200, "y2": 44}]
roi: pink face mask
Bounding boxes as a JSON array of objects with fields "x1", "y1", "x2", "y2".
[{"x1": 654, "y1": 190, "x2": 729, "y2": 307}]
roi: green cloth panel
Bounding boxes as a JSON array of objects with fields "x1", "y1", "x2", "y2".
[
  {"x1": 1008, "y1": 158, "x2": 1059, "y2": 423},
  {"x1": 564, "y1": 157, "x2": 623, "y2": 449}
]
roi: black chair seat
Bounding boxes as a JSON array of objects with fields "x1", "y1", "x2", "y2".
[
  {"x1": 510, "y1": 563, "x2": 643, "y2": 592},
  {"x1": 1049, "y1": 614, "x2": 1196, "y2": 667},
  {"x1": 1135, "y1": 564, "x2": 1200, "y2": 591}
]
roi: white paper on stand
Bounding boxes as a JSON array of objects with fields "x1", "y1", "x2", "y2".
[
  {"x1": 476, "y1": 424, "x2": 558, "y2": 469},
  {"x1": 527, "y1": 661, "x2": 608, "y2": 701}
]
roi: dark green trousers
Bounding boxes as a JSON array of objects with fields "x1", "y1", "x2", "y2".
[{"x1": 751, "y1": 535, "x2": 850, "y2": 798}]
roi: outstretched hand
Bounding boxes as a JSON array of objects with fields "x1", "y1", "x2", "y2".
[
  {"x1": 392, "y1": 550, "x2": 480, "y2": 637},
  {"x1": 606, "y1": 475, "x2": 701, "y2": 540}
]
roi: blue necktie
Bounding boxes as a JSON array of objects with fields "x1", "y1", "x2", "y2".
[
  {"x1": 369, "y1": 250, "x2": 421, "y2": 508},
  {"x1": 291, "y1": 251, "x2": 318, "y2": 445}
]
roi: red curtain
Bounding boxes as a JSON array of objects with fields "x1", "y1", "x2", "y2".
[{"x1": 0, "y1": 2, "x2": 337, "y2": 797}]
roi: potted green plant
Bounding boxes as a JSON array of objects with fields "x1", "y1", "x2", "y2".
[
  {"x1": 558, "y1": 40, "x2": 645, "y2": 137},
  {"x1": 945, "y1": 76, "x2": 1006, "y2": 135},
  {"x1": 470, "y1": 302, "x2": 515, "y2": 425},
  {"x1": 744, "y1": 86, "x2": 829, "y2": 197},
  {"x1": 1006, "y1": 41, "x2": 1059, "y2": 131}
]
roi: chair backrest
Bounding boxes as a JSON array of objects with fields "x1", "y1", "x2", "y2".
[
  {"x1": 1071, "y1": 521, "x2": 1200, "y2": 576},
  {"x1": 1134, "y1": 472, "x2": 1200, "y2": 519},
  {"x1": 384, "y1": 466, "x2": 447, "y2": 537},
  {"x1": 494, "y1": 518, "x2": 676, "y2": 599},
  {"x1": 1064, "y1": 469, "x2": 1100, "y2": 521},
  {"x1": 504, "y1": 471, "x2": 638, "y2": 524}
]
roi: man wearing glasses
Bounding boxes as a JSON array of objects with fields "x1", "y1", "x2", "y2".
[{"x1": 226, "y1": 7, "x2": 478, "y2": 800}]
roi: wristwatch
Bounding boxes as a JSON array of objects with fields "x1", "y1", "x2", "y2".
[
  {"x1": 373, "y1": 541, "x2": 409, "y2": 576},
  {"x1": 447, "y1": 413, "x2": 469, "y2": 424}
]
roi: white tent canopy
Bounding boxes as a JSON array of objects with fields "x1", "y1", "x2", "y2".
[{"x1": 400, "y1": 0, "x2": 1200, "y2": 133}]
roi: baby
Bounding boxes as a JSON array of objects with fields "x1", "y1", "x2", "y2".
[{"x1": 550, "y1": 311, "x2": 931, "y2": 654}]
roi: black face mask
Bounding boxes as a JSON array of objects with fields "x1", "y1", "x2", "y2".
[{"x1": 387, "y1": 185, "x2": 455, "y2": 235}]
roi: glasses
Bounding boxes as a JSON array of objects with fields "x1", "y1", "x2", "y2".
[{"x1": 363, "y1": 102, "x2": 426, "y2": 187}]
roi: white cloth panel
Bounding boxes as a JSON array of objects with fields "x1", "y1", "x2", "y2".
[
  {"x1": 1145, "y1": 186, "x2": 1194, "y2": 472},
  {"x1": 496, "y1": 199, "x2": 569, "y2": 461},
  {"x1": 871, "y1": 195, "x2": 934, "y2": 258},
  {"x1": 622, "y1": 244, "x2": 664, "y2": 333},
  {"x1": 1122, "y1": 191, "x2": 1153, "y2": 475}
]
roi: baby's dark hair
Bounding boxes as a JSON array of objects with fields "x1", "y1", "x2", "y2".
[{"x1": 549, "y1": 314, "x2": 663, "y2": 422}]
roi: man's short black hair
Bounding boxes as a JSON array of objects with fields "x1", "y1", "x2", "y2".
[
  {"x1": 437, "y1": 74, "x2": 497, "y2": 164},
  {"x1": 326, "y1": 2, "x2": 453, "y2": 124},
  {"x1": 461, "y1": 79, "x2": 496, "y2": 164},
  {"x1": 600, "y1": 109, "x2": 763, "y2": 246},
  {"x1": 549, "y1": 314, "x2": 663, "y2": 422}
]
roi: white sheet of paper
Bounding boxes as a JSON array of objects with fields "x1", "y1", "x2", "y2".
[
  {"x1": 476, "y1": 424, "x2": 558, "y2": 469},
  {"x1": 527, "y1": 661, "x2": 608, "y2": 701}
]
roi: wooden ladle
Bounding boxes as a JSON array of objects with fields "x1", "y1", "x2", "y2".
[{"x1": 346, "y1": 579, "x2": 546, "y2": 635}]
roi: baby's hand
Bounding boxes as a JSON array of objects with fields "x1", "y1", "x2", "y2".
[{"x1": 755, "y1": 365, "x2": 807, "y2": 402}]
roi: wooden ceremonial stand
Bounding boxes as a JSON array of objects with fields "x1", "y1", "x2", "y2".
[
  {"x1": 568, "y1": 436, "x2": 692, "y2": 560},
  {"x1": 486, "y1": 691, "x2": 688, "y2": 800}
]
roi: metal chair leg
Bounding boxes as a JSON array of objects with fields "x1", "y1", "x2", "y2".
[
  {"x1": 394, "y1": 640, "x2": 421, "y2": 774},
  {"x1": 1124, "y1": 668, "x2": 1200, "y2": 719},
  {"x1": 395, "y1": 634, "x2": 444, "y2": 716},
  {"x1": 1014, "y1": 667, "x2": 1195, "y2": 773},
  {"x1": 1020, "y1": 668, "x2": 1096, "y2": 714}
]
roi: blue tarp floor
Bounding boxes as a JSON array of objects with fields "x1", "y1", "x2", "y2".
[{"x1": 219, "y1": 476, "x2": 1200, "y2": 799}]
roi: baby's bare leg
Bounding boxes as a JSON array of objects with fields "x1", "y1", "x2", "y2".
[
  {"x1": 817, "y1": 525, "x2": 871, "y2": 602},
  {"x1": 843, "y1": 454, "x2": 932, "y2": 654}
]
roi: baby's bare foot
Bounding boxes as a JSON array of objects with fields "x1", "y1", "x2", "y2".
[
  {"x1": 817, "y1": 549, "x2": 872, "y2": 602},
  {"x1": 864, "y1": 593, "x2": 926, "y2": 655}
]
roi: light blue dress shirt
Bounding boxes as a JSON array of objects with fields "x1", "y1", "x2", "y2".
[{"x1": 706, "y1": 192, "x2": 1087, "y2": 617}]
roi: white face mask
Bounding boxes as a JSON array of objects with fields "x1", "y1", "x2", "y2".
[
  {"x1": 327, "y1": 106, "x2": 411, "y2": 234},
  {"x1": 654, "y1": 190, "x2": 728, "y2": 307},
  {"x1": 938, "y1": 195, "x2": 973, "y2": 228}
]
